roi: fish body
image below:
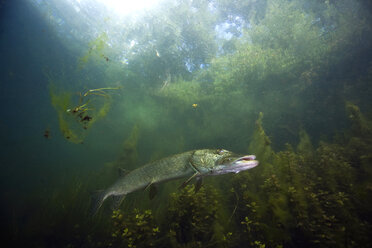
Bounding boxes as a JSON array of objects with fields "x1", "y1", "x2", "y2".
[{"x1": 91, "y1": 149, "x2": 258, "y2": 215}]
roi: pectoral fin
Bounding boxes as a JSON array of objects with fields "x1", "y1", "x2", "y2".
[
  {"x1": 111, "y1": 194, "x2": 126, "y2": 210},
  {"x1": 90, "y1": 190, "x2": 106, "y2": 216},
  {"x1": 194, "y1": 177, "x2": 203, "y2": 193},
  {"x1": 179, "y1": 172, "x2": 199, "y2": 189},
  {"x1": 144, "y1": 182, "x2": 158, "y2": 200},
  {"x1": 149, "y1": 184, "x2": 157, "y2": 200}
]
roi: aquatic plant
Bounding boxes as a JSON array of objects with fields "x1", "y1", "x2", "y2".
[
  {"x1": 152, "y1": 0, "x2": 371, "y2": 150},
  {"x1": 78, "y1": 32, "x2": 109, "y2": 70},
  {"x1": 49, "y1": 84, "x2": 85, "y2": 143},
  {"x1": 48, "y1": 80, "x2": 118, "y2": 143},
  {"x1": 225, "y1": 109, "x2": 372, "y2": 247},
  {"x1": 6, "y1": 0, "x2": 372, "y2": 247},
  {"x1": 166, "y1": 184, "x2": 228, "y2": 247},
  {"x1": 109, "y1": 208, "x2": 161, "y2": 248},
  {"x1": 249, "y1": 112, "x2": 274, "y2": 163},
  {"x1": 11, "y1": 99, "x2": 372, "y2": 248}
]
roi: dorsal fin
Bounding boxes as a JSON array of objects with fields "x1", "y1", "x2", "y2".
[{"x1": 118, "y1": 168, "x2": 130, "y2": 177}]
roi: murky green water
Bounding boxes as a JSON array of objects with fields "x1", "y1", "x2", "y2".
[{"x1": 1, "y1": 0, "x2": 372, "y2": 247}]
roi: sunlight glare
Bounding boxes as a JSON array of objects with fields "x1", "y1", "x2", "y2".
[{"x1": 95, "y1": 0, "x2": 161, "y2": 16}]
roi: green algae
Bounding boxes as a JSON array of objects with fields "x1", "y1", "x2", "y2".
[
  {"x1": 49, "y1": 84, "x2": 86, "y2": 143},
  {"x1": 78, "y1": 32, "x2": 109, "y2": 70},
  {"x1": 48, "y1": 80, "x2": 117, "y2": 143}
]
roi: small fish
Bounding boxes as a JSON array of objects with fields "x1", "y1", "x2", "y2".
[
  {"x1": 43, "y1": 128, "x2": 50, "y2": 139},
  {"x1": 101, "y1": 54, "x2": 110, "y2": 62},
  {"x1": 192, "y1": 103, "x2": 198, "y2": 108}
]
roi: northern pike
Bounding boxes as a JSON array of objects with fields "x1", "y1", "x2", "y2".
[{"x1": 91, "y1": 149, "x2": 259, "y2": 215}]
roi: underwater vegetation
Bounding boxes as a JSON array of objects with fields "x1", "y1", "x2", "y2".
[
  {"x1": 166, "y1": 184, "x2": 226, "y2": 247},
  {"x1": 150, "y1": 0, "x2": 371, "y2": 148},
  {"x1": 49, "y1": 84, "x2": 82, "y2": 143},
  {"x1": 17, "y1": 105, "x2": 369, "y2": 248},
  {"x1": 78, "y1": 32, "x2": 110, "y2": 70},
  {"x1": 48, "y1": 80, "x2": 120, "y2": 143},
  {"x1": 107, "y1": 184, "x2": 227, "y2": 248},
  {"x1": 224, "y1": 104, "x2": 372, "y2": 248},
  {"x1": 110, "y1": 209, "x2": 161, "y2": 248},
  {"x1": 107, "y1": 106, "x2": 371, "y2": 248},
  {"x1": 5, "y1": 0, "x2": 372, "y2": 247}
]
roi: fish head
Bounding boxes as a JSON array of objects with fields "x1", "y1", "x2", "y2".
[{"x1": 191, "y1": 149, "x2": 259, "y2": 176}]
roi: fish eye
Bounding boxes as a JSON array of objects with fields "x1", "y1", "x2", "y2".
[{"x1": 217, "y1": 149, "x2": 225, "y2": 155}]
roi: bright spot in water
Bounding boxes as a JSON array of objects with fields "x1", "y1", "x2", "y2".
[{"x1": 95, "y1": 0, "x2": 162, "y2": 16}]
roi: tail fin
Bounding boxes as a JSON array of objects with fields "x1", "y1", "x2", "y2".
[{"x1": 90, "y1": 190, "x2": 106, "y2": 216}]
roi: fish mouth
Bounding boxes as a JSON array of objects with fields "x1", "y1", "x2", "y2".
[
  {"x1": 210, "y1": 154, "x2": 259, "y2": 175},
  {"x1": 214, "y1": 154, "x2": 259, "y2": 175},
  {"x1": 234, "y1": 155, "x2": 257, "y2": 164},
  {"x1": 230, "y1": 155, "x2": 259, "y2": 172}
]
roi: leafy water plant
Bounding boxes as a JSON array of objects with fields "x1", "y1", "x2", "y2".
[
  {"x1": 48, "y1": 81, "x2": 119, "y2": 143},
  {"x1": 49, "y1": 84, "x2": 85, "y2": 143},
  {"x1": 226, "y1": 108, "x2": 372, "y2": 247},
  {"x1": 109, "y1": 208, "x2": 161, "y2": 248},
  {"x1": 66, "y1": 87, "x2": 120, "y2": 129},
  {"x1": 166, "y1": 184, "x2": 227, "y2": 248}
]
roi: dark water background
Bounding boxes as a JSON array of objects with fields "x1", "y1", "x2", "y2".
[{"x1": 1, "y1": 0, "x2": 372, "y2": 247}]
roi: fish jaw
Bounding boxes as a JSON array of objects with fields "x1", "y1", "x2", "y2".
[{"x1": 209, "y1": 155, "x2": 259, "y2": 176}]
